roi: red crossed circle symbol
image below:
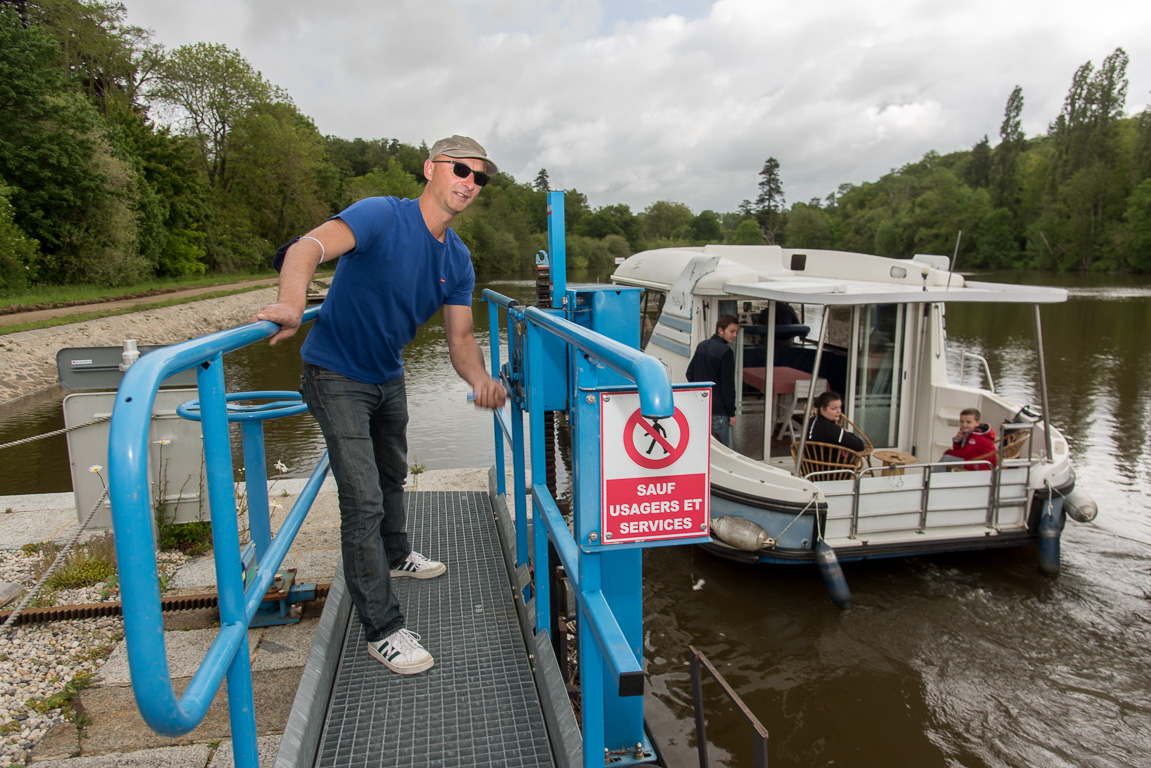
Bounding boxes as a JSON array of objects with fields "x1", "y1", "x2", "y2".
[{"x1": 623, "y1": 407, "x2": 690, "y2": 469}]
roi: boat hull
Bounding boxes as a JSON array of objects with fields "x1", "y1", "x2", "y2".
[{"x1": 703, "y1": 477, "x2": 1072, "y2": 566}]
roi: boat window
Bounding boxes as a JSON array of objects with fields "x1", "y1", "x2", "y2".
[
  {"x1": 639, "y1": 289, "x2": 666, "y2": 349},
  {"x1": 825, "y1": 306, "x2": 853, "y2": 349},
  {"x1": 851, "y1": 304, "x2": 904, "y2": 446}
]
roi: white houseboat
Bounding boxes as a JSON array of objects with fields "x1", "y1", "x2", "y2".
[{"x1": 611, "y1": 245, "x2": 1098, "y2": 606}]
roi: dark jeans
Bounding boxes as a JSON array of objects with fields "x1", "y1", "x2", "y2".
[
  {"x1": 301, "y1": 363, "x2": 410, "y2": 642},
  {"x1": 711, "y1": 414, "x2": 731, "y2": 447}
]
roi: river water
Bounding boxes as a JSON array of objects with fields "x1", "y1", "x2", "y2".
[{"x1": 1, "y1": 272, "x2": 1149, "y2": 767}]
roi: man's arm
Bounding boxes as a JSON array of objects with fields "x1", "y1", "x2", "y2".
[
  {"x1": 254, "y1": 219, "x2": 355, "y2": 345},
  {"x1": 444, "y1": 304, "x2": 506, "y2": 409}
]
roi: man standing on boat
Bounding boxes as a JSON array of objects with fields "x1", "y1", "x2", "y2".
[
  {"x1": 686, "y1": 314, "x2": 739, "y2": 447},
  {"x1": 253, "y1": 135, "x2": 506, "y2": 675}
]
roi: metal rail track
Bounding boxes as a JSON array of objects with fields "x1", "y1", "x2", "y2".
[{"x1": 0, "y1": 583, "x2": 331, "y2": 626}]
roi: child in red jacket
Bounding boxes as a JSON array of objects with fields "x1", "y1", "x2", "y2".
[{"x1": 939, "y1": 408, "x2": 997, "y2": 470}]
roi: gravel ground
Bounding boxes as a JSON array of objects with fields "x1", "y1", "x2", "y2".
[
  {"x1": 0, "y1": 288, "x2": 278, "y2": 406},
  {"x1": 0, "y1": 547, "x2": 190, "y2": 766}
]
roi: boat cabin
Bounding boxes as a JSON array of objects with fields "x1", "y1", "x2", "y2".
[{"x1": 615, "y1": 244, "x2": 1066, "y2": 472}]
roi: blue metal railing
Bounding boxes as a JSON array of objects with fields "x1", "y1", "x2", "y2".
[
  {"x1": 108, "y1": 306, "x2": 326, "y2": 768},
  {"x1": 485, "y1": 286, "x2": 700, "y2": 766},
  {"x1": 482, "y1": 191, "x2": 707, "y2": 767}
]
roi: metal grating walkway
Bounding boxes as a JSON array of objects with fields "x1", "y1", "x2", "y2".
[{"x1": 315, "y1": 491, "x2": 554, "y2": 768}]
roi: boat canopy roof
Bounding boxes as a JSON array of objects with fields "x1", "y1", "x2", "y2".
[
  {"x1": 611, "y1": 245, "x2": 1068, "y2": 305},
  {"x1": 728, "y1": 278, "x2": 1067, "y2": 305}
]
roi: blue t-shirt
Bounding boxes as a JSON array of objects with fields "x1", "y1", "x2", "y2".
[{"x1": 300, "y1": 196, "x2": 474, "y2": 383}]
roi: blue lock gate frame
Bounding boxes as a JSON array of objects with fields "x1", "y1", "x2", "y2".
[{"x1": 106, "y1": 189, "x2": 710, "y2": 768}]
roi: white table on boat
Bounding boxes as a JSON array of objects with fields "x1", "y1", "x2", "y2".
[{"x1": 872, "y1": 449, "x2": 916, "y2": 476}]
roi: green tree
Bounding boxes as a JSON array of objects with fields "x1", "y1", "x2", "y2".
[
  {"x1": 109, "y1": 109, "x2": 210, "y2": 277},
  {"x1": 730, "y1": 217, "x2": 765, "y2": 245},
  {"x1": 975, "y1": 208, "x2": 1019, "y2": 268},
  {"x1": 965, "y1": 135, "x2": 992, "y2": 188},
  {"x1": 149, "y1": 42, "x2": 285, "y2": 187},
  {"x1": 688, "y1": 210, "x2": 722, "y2": 244},
  {"x1": 991, "y1": 85, "x2": 1025, "y2": 211},
  {"x1": 341, "y1": 157, "x2": 422, "y2": 207},
  {"x1": 1048, "y1": 48, "x2": 1128, "y2": 188},
  {"x1": 0, "y1": 179, "x2": 40, "y2": 289},
  {"x1": 785, "y1": 203, "x2": 833, "y2": 248},
  {"x1": 326, "y1": 136, "x2": 424, "y2": 181},
  {"x1": 0, "y1": 6, "x2": 148, "y2": 285},
  {"x1": 754, "y1": 157, "x2": 785, "y2": 243},
  {"x1": 641, "y1": 200, "x2": 693, "y2": 241},
  {"x1": 30, "y1": 0, "x2": 162, "y2": 115},
  {"x1": 576, "y1": 204, "x2": 642, "y2": 250},
  {"x1": 1041, "y1": 48, "x2": 1130, "y2": 270},
  {"x1": 1117, "y1": 179, "x2": 1151, "y2": 271},
  {"x1": 226, "y1": 101, "x2": 337, "y2": 247},
  {"x1": 561, "y1": 188, "x2": 589, "y2": 233},
  {"x1": 1133, "y1": 100, "x2": 1151, "y2": 186},
  {"x1": 533, "y1": 168, "x2": 550, "y2": 192}
]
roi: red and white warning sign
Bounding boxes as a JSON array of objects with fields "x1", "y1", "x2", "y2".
[{"x1": 600, "y1": 388, "x2": 710, "y2": 545}]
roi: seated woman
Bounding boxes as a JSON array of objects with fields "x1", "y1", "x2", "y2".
[
  {"x1": 937, "y1": 407, "x2": 997, "y2": 470},
  {"x1": 806, "y1": 391, "x2": 865, "y2": 452}
]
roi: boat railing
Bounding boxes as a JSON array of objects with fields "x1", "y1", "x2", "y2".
[
  {"x1": 107, "y1": 305, "x2": 326, "y2": 768},
  {"x1": 958, "y1": 350, "x2": 996, "y2": 392},
  {"x1": 804, "y1": 428, "x2": 1040, "y2": 540}
]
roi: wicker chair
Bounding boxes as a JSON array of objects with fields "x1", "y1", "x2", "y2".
[
  {"x1": 790, "y1": 441, "x2": 866, "y2": 482},
  {"x1": 836, "y1": 414, "x2": 874, "y2": 465}
]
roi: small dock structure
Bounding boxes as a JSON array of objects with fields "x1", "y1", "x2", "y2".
[{"x1": 105, "y1": 192, "x2": 724, "y2": 767}]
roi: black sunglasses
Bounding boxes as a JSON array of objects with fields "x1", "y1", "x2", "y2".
[{"x1": 431, "y1": 159, "x2": 490, "y2": 187}]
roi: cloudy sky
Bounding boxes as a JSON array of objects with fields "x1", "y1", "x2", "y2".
[{"x1": 119, "y1": 0, "x2": 1151, "y2": 214}]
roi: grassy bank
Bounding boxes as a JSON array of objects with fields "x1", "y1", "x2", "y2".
[
  {"x1": 0, "y1": 271, "x2": 279, "y2": 311},
  {"x1": 0, "y1": 284, "x2": 277, "y2": 335}
]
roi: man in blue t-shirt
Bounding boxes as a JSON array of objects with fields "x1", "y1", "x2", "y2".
[{"x1": 255, "y1": 135, "x2": 506, "y2": 675}]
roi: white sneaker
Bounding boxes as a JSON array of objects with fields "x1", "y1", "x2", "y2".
[
  {"x1": 367, "y1": 628, "x2": 434, "y2": 674},
  {"x1": 390, "y1": 550, "x2": 446, "y2": 579}
]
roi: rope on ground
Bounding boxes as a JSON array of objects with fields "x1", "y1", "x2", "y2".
[
  {"x1": 0, "y1": 415, "x2": 111, "y2": 452},
  {"x1": 1, "y1": 486, "x2": 109, "y2": 634}
]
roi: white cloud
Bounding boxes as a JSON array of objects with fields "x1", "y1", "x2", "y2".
[{"x1": 122, "y1": 0, "x2": 1151, "y2": 213}]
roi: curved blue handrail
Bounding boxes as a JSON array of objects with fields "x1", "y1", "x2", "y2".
[
  {"x1": 107, "y1": 306, "x2": 321, "y2": 737},
  {"x1": 175, "y1": 391, "x2": 310, "y2": 422},
  {"x1": 523, "y1": 306, "x2": 673, "y2": 418}
]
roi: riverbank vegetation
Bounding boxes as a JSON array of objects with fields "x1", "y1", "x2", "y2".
[{"x1": 2, "y1": 2, "x2": 1150, "y2": 296}]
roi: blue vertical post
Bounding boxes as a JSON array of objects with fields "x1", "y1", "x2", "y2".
[
  {"x1": 547, "y1": 191, "x2": 567, "y2": 308},
  {"x1": 486, "y1": 299, "x2": 507, "y2": 499},
  {"x1": 511, "y1": 383, "x2": 529, "y2": 570},
  {"x1": 240, "y1": 421, "x2": 271, "y2": 563},
  {"x1": 197, "y1": 354, "x2": 258, "y2": 768},
  {"x1": 527, "y1": 321, "x2": 551, "y2": 634},
  {"x1": 570, "y1": 291, "x2": 646, "y2": 756}
]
